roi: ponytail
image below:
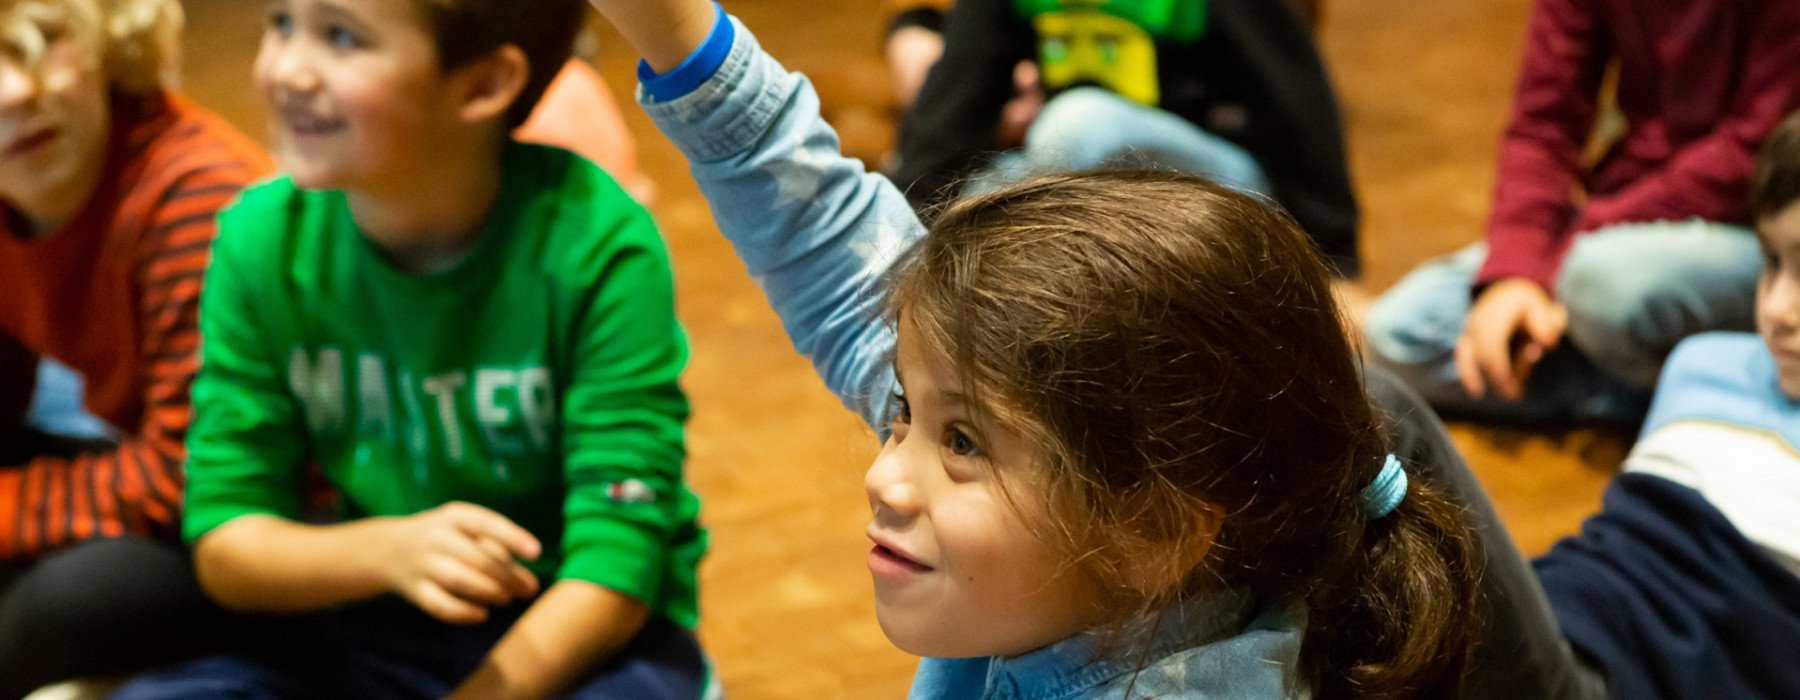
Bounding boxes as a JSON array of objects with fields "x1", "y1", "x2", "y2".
[
  {"x1": 891, "y1": 171, "x2": 1485, "y2": 695},
  {"x1": 1305, "y1": 470, "x2": 1483, "y2": 698}
]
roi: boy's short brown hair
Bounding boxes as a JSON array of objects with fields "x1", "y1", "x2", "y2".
[
  {"x1": 414, "y1": 0, "x2": 588, "y2": 128},
  {"x1": 1755, "y1": 111, "x2": 1800, "y2": 219},
  {"x1": 0, "y1": 0, "x2": 181, "y2": 94}
]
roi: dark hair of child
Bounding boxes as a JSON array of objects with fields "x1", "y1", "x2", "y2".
[
  {"x1": 413, "y1": 0, "x2": 587, "y2": 128},
  {"x1": 1755, "y1": 111, "x2": 1800, "y2": 218},
  {"x1": 888, "y1": 171, "x2": 1483, "y2": 698}
]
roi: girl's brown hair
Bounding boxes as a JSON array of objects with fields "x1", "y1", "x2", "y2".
[{"x1": 889, "y1": 171, "x2": 1481, "y2": 698}]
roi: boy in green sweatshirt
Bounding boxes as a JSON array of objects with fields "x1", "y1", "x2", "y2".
[{"x1": 111, "y1": 1, "x2": 709, "y2": 698}]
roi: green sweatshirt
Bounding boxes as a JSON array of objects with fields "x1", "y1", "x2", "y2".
[{"x1": 184, "y1": 143, "x2": 703, "y2": 627}]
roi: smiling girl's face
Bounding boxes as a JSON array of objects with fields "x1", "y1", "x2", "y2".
[{"x1": 863, "y1": 319, "x2": 1106, "y2": 659}]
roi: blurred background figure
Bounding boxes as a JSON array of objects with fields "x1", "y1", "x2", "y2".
[
  {"x1": 518, "y1": 57, "x2": 657, "y2": 203},
  {"x1": 0, "y1": 0, "x2": 271, "y2": 697},
  {"x1": 1364, "y1": 0, "x2": 1800, "y2": 427},
  {"x1": 887, "y1": 0, "x2": 1361, "y2": 281}
]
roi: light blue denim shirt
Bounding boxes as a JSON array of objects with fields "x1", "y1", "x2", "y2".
[
  {"x1": 639, "y1": 13, "x2": 1309, "y2": 699},
  {"x1": 905, "y1": 587, "x2": 1309, "y2": 700}
]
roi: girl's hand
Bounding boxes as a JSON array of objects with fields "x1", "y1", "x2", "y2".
[
  {"x1": 376, "y1": 502, "x2": 543, "y2": 624},
  {"x1": 584, "y1": 0, "x2": 717, "y2": 73}
]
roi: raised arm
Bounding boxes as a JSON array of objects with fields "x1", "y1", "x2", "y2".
[
  {"x1": 587, "y1": 0, "x2": 717, "y2": 74},
  {"x1": 591, "y1": 0, "x2": 925, "y2": 432}
]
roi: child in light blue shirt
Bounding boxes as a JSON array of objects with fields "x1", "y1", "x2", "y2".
[{"x1": 588, "y1": 2, "x2": 1485, "y2": 696}]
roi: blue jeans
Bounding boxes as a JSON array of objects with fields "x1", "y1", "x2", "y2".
[
  {"x1": 109, "y1": 599, "x2": 715, "y2": 700},
  {"x1": 25, "y1": 359, "x2": 117, "y2": 441},
  {"x1": 963, "y1": 87, "x2": 1272, "y2": 198},
  {"x1": 1364, "y1": 220, "x2": 1761, "y2": 424}
]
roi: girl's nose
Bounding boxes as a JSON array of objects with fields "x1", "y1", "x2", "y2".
[{"x1": 865, "y1": 440, "x2": 923, "y2": 521}]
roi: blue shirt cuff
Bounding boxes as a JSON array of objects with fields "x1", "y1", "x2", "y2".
[{"x1": 637, "y1": 3, "x2": 734, "y2": 102}]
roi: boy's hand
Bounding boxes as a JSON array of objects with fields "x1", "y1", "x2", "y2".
[
  {"x1": 377, "y1": 502, "x2": 543, "y2": 624},
  {"x1": 1455, "y1": 278, "x2": 1567, "y2": 400},
  {"x1": 442, "y1": 580, "x2": 651, "y2": 700}
]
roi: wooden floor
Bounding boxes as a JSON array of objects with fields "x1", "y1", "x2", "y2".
[{"x1": 177, "y1": 1, "x2": 1619, "y2": 697}]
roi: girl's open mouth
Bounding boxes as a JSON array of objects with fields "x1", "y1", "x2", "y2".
[{"x1": 868, "y1": 543, "x2": 934, "y2": 579}]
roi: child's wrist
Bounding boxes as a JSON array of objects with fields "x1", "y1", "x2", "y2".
[
  {"x1": 636, "y1": 1, "x2": 732, "y2": 102},
  {"x1": 593, "y1": 0, "x2": 719, "y2": 75},
  {"x1": 356, "y1": 516, "x2": 409, "y2": 592}
]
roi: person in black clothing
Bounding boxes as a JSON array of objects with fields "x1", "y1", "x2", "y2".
[{"x1": 892, "y1": 0, "x2": 1361, "y2": 278}]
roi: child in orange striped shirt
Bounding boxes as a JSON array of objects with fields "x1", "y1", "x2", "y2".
[{"x1": 0, "y1": 0, "x2": 272, "y2": 695}]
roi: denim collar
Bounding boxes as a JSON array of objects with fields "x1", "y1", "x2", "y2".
[{"x1": 982, "y1": 587, "x2": 1262, "y2": 700}]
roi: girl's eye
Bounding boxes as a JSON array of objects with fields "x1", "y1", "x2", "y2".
[
  {"x1": 325, "y1": 25, "x2": 360, "y2": 49},
  {"x1": 890, "y1": 392, "x2": 912, "y2": 424},
  {"x1": 946, "y1": 428, "x2": 981, "y2": 458},
  {"x1": 1765, "y1": 249, "x2": 1781, "y2": 272}
]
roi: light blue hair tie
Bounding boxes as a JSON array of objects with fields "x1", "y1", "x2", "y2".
[{"x1": 1362, "y1": 454, "x2": 1408, "y2": 519}]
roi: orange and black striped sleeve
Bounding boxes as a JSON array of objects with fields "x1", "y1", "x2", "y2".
[{"x1": 0, "y1": 117, "x2": 269, "y2": 558}]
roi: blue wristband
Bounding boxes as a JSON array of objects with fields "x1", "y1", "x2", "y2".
[{"x1": 638, "y1": 2, "x2": 735, "y2": 102}]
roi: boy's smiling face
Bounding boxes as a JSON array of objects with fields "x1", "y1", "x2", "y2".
[
  {"x1": 863, "y1": 319, "x2": 1106, "y2": 659},
  {"x1": 255, "y1": 0, "x2": 465, "y2": 190},
  {"x1": 1757, "y1": 201, "x2": 1800, "y2": 398}
]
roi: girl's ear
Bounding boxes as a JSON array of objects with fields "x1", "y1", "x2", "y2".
[
  {"x1": 1119, "y1": 501, "x2": 1223, "y2": 595},
  {"x1": 453, "y1": 44, "x2": 529, "y2": 124}
]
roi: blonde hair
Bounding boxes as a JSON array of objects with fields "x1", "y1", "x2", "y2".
[{"x1": 0, "y1": 0, "x2": 182, "y2": 94}]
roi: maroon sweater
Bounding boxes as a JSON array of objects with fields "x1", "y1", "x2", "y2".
[{"x1": 1479, "y1": 0, "x2": 1800, "y2": 292}]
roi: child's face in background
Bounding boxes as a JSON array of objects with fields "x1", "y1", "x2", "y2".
[
  {"x1": 0, "y1": 9, "x2": 109, "y2": 226},
  {"x1": 254, "y1": 0, "x2": 460, "y2": 190},
  {"x1": 1758, "y1": 201, "x2": 1800, "y2": 398},
  {"x1": 865, "y1": 323, "x2": 1104, "y2": 658}
]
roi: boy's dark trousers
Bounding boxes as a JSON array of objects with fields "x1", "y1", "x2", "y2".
[
  {"x1": 0, "y1": 536, "x2": 227, "y2": 700},
  {"x1": 109, "y1": 595, "x2": 709, "y2": 699}
]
